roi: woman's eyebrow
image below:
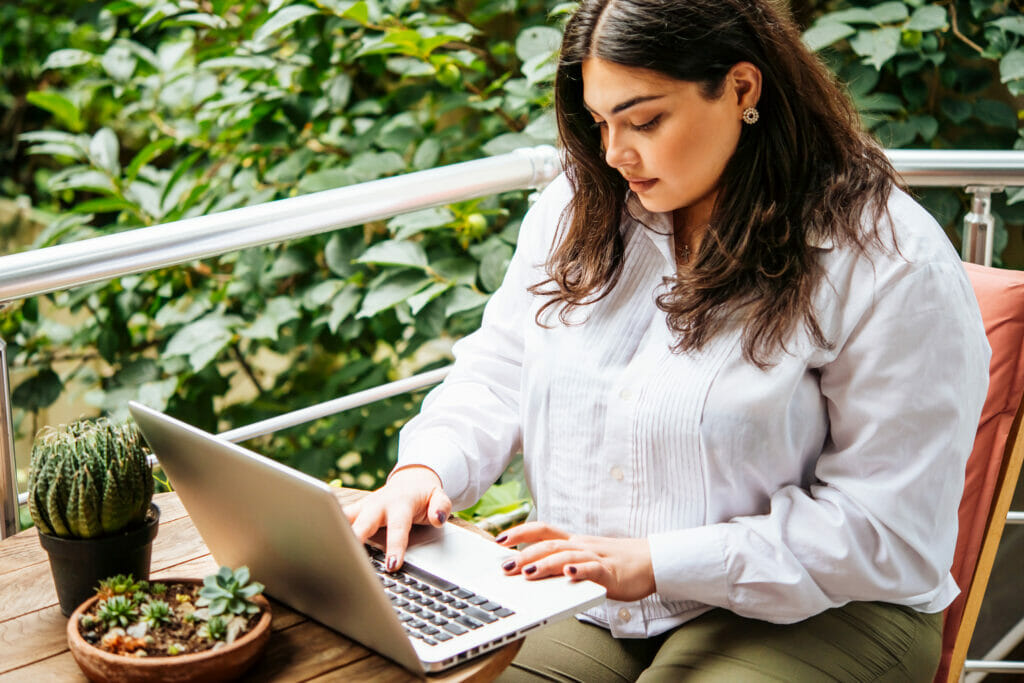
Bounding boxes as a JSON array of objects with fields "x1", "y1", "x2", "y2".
[{"x1": 583, "y1": 94, "x2": 666, "y2": 115}]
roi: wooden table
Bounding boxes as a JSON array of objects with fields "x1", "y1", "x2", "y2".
[{"x1": 0, "y1": 490, "x2": 520, "y2": 681}]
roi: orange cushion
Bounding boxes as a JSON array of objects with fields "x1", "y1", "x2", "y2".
[{"x1": 936, "y1": 263, "x2": 1024, "y2": 682}]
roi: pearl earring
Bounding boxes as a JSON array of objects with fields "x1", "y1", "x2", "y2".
[{"x1": 742, "y1": 107, "x2": 760, "y2": 125}]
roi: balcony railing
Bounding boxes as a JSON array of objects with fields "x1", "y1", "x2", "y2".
[{"x1": 0, "y1": 146, "x2": 1022, "y2": 675}]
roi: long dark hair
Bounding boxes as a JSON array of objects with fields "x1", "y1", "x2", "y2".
[{"x1": 532, "y1": 0, "x2": 899, "y2": 367}]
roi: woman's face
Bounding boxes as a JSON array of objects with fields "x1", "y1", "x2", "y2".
[{"x1": 581, "y1": 58, "x2": 753, "y2": 228}]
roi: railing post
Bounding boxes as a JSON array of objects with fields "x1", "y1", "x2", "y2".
[
  {"x1": 0, "y1": 337, "x2": 20, "y2": 539},
  {"x1": 962, "y1": 186, "x2": 1002, "y2": 266}
]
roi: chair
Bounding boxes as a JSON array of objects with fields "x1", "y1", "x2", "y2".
[{"x1": 936, "y1": 263, "x2": 1024, "y2": 682}]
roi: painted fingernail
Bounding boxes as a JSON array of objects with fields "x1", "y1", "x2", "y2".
[
  {"x1": 436, "y1": 510, "x2": 448, "y2": 524},
  {"x1": 568, "y1": 565, "x2": 578, "y2": 576},
  {"x1": 501, "y1": 560, "x2": 516, "y2": 571},
  {"x1": 386, "y1": 555, "x2": 398, "y2": 572},
  {"x1": 524, "y1": 564, "x2": 537, "y2": 575},
  {"x1": 495, "y1": 533, "x2": 508, "y2": 544}
]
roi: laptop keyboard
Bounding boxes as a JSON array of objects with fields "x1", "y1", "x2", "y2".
[{"x1": 366, "y1": 546, "x2": 516, "y2": 647}]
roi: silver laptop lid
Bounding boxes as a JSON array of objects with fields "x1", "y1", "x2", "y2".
[{"x1": 128, "y1": 401, "x2": 423, "y2": 673}]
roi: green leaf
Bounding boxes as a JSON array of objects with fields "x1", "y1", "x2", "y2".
[
  {"x1": 853, "y1": 92, "x2": 904, "y2": 113},
  {"x1": 433, "y1": 257, "x2": 478, "y2": 286},
  {"x1": 241, "y1": 297, "x2": 302, "y2": 341},
  {"x1": 48, "y1": 169, "x2": 115, "y2": 193},
  {"x1": 346, "y1": 151, "x2": 406, "y2": 182},
  {"x1": 125, "y1": 138, "x2": 175, "y2": 183},
  {"x1": 12, "y1": 369, "x2": 63, "y2": 411},
  {"x1": 444, "y1": 286, "x2": 489, "y2": 316},
  {"x1": 297, "y1": 167, "x2": 355, "y2": 193},
  {"x1": 1000, "y1": 50, "x2": 1024, "y2": 83},
  {"x1": 357, "y1": 240, "x2": 429, "y2": 270},
  {"x1": 873, "y1": 119, "x2": 918, "y2": 147},
  {"x1": 456, "y1": 480, "x2": 528, "y2": 519},
  {"x1": 169, "y1": 13, "x2": 228, "y2": 29},
  {"x1": 407, "y1": 282, "x2": 452, "y2": 314},
  {"x1": 412, "y1": 139, "x2": 442, "y2": 170},
  {"x1": 872, "y1": 2, "x2": 910, "y2": 23},
  {"x1": 41, "y1": 49, "x2": 94, "y2": 70},
  {"x1": 26, "y1": 91, "x2": 82, "y2": 131},
  {"x1": 200, "y1": 55, "x2": 276, "y2": 71},
  {"x1": 165, "y1": 314, "x2": 238, "y2": 372},
  {"x1": 973, "y1": 99, "x2": 1017, "y2": 129},
  {"x1": 990, "y1": 16, "x2": 1024, "y2": 38},
  {"x1": 820, "y1": 8, "x2": 878, "y2": 24},
  {"x1": 515, "y1": 26, "x2": 561, "y2": 62},
  {"x1": 72, "y1": 197, "x2": 137, "y2": 214},
  {"x1": 940, "y1": 98, "x2": 972, "y2": 125},
  {"x1": 906, "y1": 5, "x2": 947, "y2": 32},
  {"x1": 100, "y1": 45, "x2": 137, "y2": 82},
  {"x1": 357, "y1": 272, "x2": 432, "y2": 318},
  {"x1": 326, "y1": 286, "x2": 362, "y2": 332},
  {"x1": 479, "y1": 242, "x2": 513, "y2": 292},
  {"x1": 90, "y1": 128, "x2": 121, "y2": 177},
  {"x1": 388, "y1": 207, "x2": 454, "y2": 240},
  {"x1": 302, "y1": 279, "x2": 346, "y2": 310},
  {"x1": 849, "y1": 28, "x2": 902, "y2": 71},
  {"x1": 803, "y1": 22, "x2": 855, "y2": 51},
  {"x1": 325, "y1": 233, "x2": 360, "y2": 277},
  {"x1": 254, "y1": 5, "x2": 320, "y2": 43}
]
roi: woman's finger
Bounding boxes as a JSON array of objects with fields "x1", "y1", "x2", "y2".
[
  {"x1": 563, "y1": 560, "x2": 610, "y2": 587},
  {"x1": 495, "y1": 521, "x2": 570, "y2": 546},
  {"x1": 506, "y1": 539, "x2": 578, "y2": 567},
  {"x1": 349, "y1": 501, "x2": 385, "y2": 544},
  {"x1": 342, "y1": 499, "x2": 362, "y2": 525},
  {"x1": 384, "y1": 503, "x2": 414, "y2": 572},
  {"x1": 509, "y1": 550, "x2": 598, "y2": 579},
  {"x1": 426, "y1": 487, "x2": 452, "y2": 527}
]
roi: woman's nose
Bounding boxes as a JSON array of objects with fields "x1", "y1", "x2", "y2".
[{"x1": 603, "y1": 129, "x2": 634, "y2": 169}]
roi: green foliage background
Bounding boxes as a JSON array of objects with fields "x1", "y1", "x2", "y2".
[{"x1": 1, "y1": 0, "x2": 1022, "y2": 495}]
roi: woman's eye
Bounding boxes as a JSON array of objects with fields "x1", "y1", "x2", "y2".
[{"x1": 632, "y1": 115, "x2": 662, "y2": 132}]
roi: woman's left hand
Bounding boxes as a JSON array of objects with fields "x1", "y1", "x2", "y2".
[{"x1": 494, "y1": 522, "x2": 656, "y2": 602}]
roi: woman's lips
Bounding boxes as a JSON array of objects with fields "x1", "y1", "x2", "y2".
[{"x1": 626, "y1": 177, "x2": 657, "y2": 193}]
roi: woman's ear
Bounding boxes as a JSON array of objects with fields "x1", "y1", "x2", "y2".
[{"x1": 729, "y1": 62, "x2": 762, "y2": 110}]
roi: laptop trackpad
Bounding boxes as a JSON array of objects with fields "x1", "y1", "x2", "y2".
[{"x1": 367, "y1": 523, "x2": 444, "y2": 549}]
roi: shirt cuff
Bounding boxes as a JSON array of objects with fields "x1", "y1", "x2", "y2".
[
  {"x1": 395, "y1": 429, "x2": 471, "y2": 506},
  {"x1": 648, "y1": 525, "x2": 731, "y2": 610}
]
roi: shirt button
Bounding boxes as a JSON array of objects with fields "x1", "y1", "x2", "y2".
[
  {"x1": 610, "y1": 466, "x2": 624, "y2": 481},
  {"x1": 619, "y1": 388, "x2": 634, "y2": 401},
  {"x1": 617, "y1": 607, "x2": 631, "y2": 623}
]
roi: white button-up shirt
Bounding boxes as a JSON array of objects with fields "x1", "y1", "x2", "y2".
[{"x1": 396, "y1": 174, "x2": 990, "y2": 637}]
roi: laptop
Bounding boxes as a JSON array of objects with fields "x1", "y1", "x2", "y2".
[{"x1": 128, "y1": 401, "x2": 606, "y2": 674}]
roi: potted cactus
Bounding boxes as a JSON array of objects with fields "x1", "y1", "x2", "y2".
[{"x1": 27, "y1": 417, "x2": 159, "y2": 616}]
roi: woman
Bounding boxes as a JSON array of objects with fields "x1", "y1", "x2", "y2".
[{"x1": 346, "y1": 0, "x2": 991, "y2": 679}]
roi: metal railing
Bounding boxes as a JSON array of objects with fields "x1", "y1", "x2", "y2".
[{"x1": 0, "y1": 146, "x2": 1022, "y2": 676}]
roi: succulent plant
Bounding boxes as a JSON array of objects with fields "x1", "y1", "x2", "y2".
[
  {"x1": 97, "y1": 595, "x2": 138, "y2": 628},
  {"x1": 196, "y1": 566, "x2": 264, "y2": 617},
  {"x1": 140, "y1": 600, "x2": 172, "y2": 628},
  {"x1": 96, "y1": 574, "x2": 144, "y2": 600},
  {"x1": 27, "y1": 418, "x2": 153, "y2": 539},
  {"x1": 200, "y1": 615, "x2": 228, "y2": 641}
]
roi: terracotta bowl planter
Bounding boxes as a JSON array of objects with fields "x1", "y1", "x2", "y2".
[{"x1": 66, "y1": 578, "x2": 272, "y2": 683}]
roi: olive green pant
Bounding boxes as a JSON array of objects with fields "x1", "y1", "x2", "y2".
[{"x1": 497, "y1": 602, "x2": 942, "y2": 682}]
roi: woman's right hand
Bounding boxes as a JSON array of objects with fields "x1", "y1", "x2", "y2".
[{"x1": 343, "y1": 465, "x2": 452, "y2": 572}]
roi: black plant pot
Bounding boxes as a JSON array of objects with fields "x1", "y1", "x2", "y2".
[{"x1": 38, "y1": 503, "x2": 160, "y2": 616}]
